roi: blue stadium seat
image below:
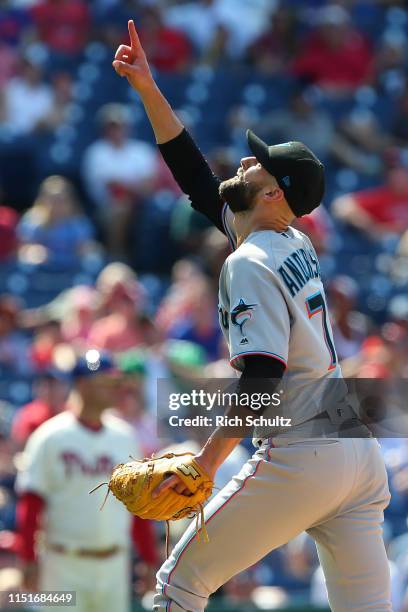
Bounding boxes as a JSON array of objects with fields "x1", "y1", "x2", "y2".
[{"x1": 350, "y1": 2, "x2": 387, "y2": 39}]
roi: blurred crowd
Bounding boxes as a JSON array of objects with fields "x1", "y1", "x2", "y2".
[{"x1": 1, "y1": 0, "x2": 408, "y2": 610}]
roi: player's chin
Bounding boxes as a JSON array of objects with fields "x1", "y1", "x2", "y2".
[{"x1": 219, "y1": 175, "x2": 237, "y2": 192}]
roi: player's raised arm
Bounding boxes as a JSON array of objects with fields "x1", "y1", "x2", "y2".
[
  {"x1": 113, "y1": 20, "x2": 225, "y2": 232},
  {"x1": 113, "y1": 20, "x2": 182, "y2": 143}
]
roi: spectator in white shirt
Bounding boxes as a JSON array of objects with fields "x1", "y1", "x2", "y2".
[
  {"x1": 82, "y1": 103, "x2": 159, "y2": 257},
  {"x1": 164, "y1": 0, "x2": 275, "y2": 59},
  {"x1": 1, "y1": 56, "x2": 53, "y2": 135},
  {"x1": 215, "y1": 0, "x2": 276, "y2": 57},
  {"x1": 164, "y1": 0, "x2": 221, "y2": 55}
]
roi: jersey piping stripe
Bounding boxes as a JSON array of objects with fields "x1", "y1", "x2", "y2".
[
  {"x1": 162, "y1": 458, "x2": 264, "y2": 610},
  {"x1": 221, "y1": 202, "x2": 236, "y2": 251},
  {"x1": 230, "y1": 351, "x2": 287, "y2": 369}
]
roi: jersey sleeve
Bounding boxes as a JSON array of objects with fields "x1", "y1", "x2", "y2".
[
  {"x1": 227, "y1": 255, "x2": 290, "y2": 371},
  {"x1": 158, "y1": 129, "x2": 225, "y2": 232},
  {"x1": 15, "y1": 429, "x2": 51, "y2": 498}
]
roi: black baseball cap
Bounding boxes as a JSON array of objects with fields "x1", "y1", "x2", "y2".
[{"x1": 246, "y1": 130, "x2": 325, "y2": 217}]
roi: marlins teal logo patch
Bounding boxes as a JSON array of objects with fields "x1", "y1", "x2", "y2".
[{"x1": 231, "y1": 299, "x2": 257, "y2": 335}]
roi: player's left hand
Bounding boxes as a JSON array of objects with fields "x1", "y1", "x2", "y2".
[
  {"x1": 107, "y1": 451, "x2": 214, "y2": 523},
  {"x1": 152, "y1": 455, "x2": 214, "y2": 498},
  {"x1": 152, "y1": 473, "x2": 190, "y2": 498}
]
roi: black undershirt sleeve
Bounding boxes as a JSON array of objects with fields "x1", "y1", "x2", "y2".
[
  {"x1": 158, "y1": 129, "x2": 225, "y2": 233},
  {"x1": 222, "y1": 355, "x2": 285, "y2": 438},
  {"x1": 237, "y1": 355, "x2": 285, "y2": 417},
  {"x1": 241, "y1": 355, "x2": 285, "y2": 385}
]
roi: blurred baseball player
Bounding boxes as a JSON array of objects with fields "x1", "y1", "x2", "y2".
[
  {"x1": 113, "y1": 21, "x2": 391, "y2": 612},
  {"x1": 15, "y1": 351, "x2": 158, "y2": 612}
]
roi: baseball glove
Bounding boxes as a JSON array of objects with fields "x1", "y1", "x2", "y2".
[{"x1": 92, "y1": 453, "x2": 213, "y2": 549}]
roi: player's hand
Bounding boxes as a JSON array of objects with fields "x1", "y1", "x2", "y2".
[
  {"x1": 152, "y1": 455, "x2": 214, "y2": 498},
  {"x1": 152, "y1": 474, "x2": 192, "y2": 498},
  {"x1": 112, "y1": 20, "x2": 154, "y2": 93}
]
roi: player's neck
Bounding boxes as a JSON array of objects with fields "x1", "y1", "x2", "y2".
[
  {"x1": 254, "y1": 220, "x2": 290, "y2": 234},
  {"x1": 234, "y1": 214, "x2": 290, "y2": 246},
  {"x1": 234, "y1": 203, "x2": 294, "y2": 245},
  {"x1": 234, "y1": 211, "x2": 257, "y2": 246},
  {"x1": 67, "y1": 391, "x2": 104, "y2": 427}
]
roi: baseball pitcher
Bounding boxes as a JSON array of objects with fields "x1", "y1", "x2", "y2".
[{"x1": 112, "y1": 21, "x2": 391, "y2": 612}]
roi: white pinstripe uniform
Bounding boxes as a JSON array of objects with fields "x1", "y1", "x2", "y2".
[{"x1": 154, "y1": 205, "x2": 391, "y2": 612}]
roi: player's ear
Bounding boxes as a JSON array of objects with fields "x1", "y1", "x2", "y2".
[{"x1": 263, "y1": 187, "x2": 284, "y2": 203}]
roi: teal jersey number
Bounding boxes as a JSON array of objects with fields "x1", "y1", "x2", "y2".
[{"x1": 305, "y1": 291, "x2": 337, "y2": 371}]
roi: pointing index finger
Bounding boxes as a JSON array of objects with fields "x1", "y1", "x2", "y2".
[{"x1": 128, "y1": 19, "x2": 139, "y2": 50}]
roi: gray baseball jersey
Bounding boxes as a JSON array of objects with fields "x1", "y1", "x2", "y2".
[
  {"x1": 155, "y1": 223, "x2": 391, "y2": 612},
  {"x1": 219, "y1": 205, "x2": 344, "y2": 437}
]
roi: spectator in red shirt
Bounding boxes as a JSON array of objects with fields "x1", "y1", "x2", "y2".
[
  {"x1": 31, "y1": 0, "x2": 90, "y2": 56},
  {"x1": 292, "y1": 206, "x2": 333, "y2": 256},
  {"x1": 88, "y1": 263, "x2": 156, "y2": 352},
  {"x1": 247, "y1": 6, "x2": 298, "y2": 75},
  {"x1": 0, "y1": 207, "x2": 18, "y2": 261},
  {"x1": 11, "y1": 369, "x2": 68, "y2": 448},
  {"x1": 293, "y1": 4, "x2": 373, "y2": 94},
  {"x1": 332, "y1": 149, "x2": 408, "y2": 239},
  {"x1": 138, "y1": 6, "x2": 192, "y2": 73}
]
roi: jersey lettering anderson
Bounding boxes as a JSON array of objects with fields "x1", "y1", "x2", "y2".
[
  {"x1": 220, "y1": 205, "x2": 345, "y2": 437},
  {"x1": 277, "y1": 246, "x2": 320, "y2": 297}
]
